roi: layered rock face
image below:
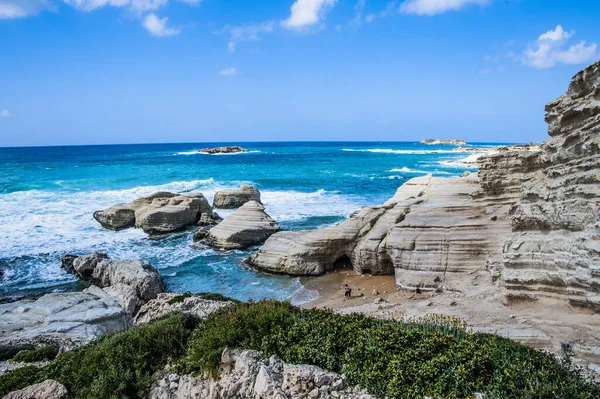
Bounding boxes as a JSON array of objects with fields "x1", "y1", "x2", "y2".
[
  {"x1": 503, "y1": 61, "x2": 600, "y2": 309},
  {"x1": 213, "y1": 185, "x2": 261, "y2": 209},
  {"x1": 0, "y1": 291, "x2": 129, "y2": 351},
  {"x1": 94, "y1": 192, "x2": 216, "y2": 235},
  {"x1": 207, "y1": 201, "x2": 279, "y2": 250},
  {"x1": 149, "y1": 348, "x2": 374, "y2": 399}
]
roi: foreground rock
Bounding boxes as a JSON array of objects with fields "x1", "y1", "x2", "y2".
[
  {"x1": 133, "y1": 293, "x2": 232, "y2": 325},
  {"x1": 0, "y1": 291, "x2": 129, "y2": 351},
  {"x1": 207, "y1": 201, "x2": 279, "y2": 250},
  {"x1": 62, "y1": 253, "x2": 164, "y2": 307},
  {"x1": 3, "y1": 379, "x2": 68, "y2": 399},
  {"x1": 94, "y1": 192, "x2": 217, "y2": 235},
  {"x1": 201, "y1": 146, "x2": 248, "y2": 154},
  {"x1": 212, "y1": 185, "x2": 261, "y2": 209},
  {"x1": 149, "y1": 348, "x2": 374, "y2": 399},
  {"x1": 420, "y1": 138, "x2": 466, "y2": 145}
]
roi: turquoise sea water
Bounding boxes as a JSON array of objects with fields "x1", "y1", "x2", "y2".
[{"x1": 0, "y1": 141, "x2": 502, "y2": 303}]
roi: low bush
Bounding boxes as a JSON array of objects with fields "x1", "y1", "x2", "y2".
[
  {"x1": 179, "y1": 301, "x2": 600, "y2": 399},
  {"x1": 0, "y1": 313, "x2": 193, "y2": 398},
  {"x1": 12, "y1": 344, "x2": 58, "y2": 363},
  {"x1": 167, "y1": 291, "x2": 240, "y2": 305}
]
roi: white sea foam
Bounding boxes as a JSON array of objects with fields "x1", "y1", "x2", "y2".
[
  {"x1": 387, "y1": 167, "x2": 453, "y2": 176},
  {"x1": 342, "y1": 148, "x2": 463, "y2": 155},
  {"x1": 438, "y1": 153, "x2": 487, "y2": 169}
]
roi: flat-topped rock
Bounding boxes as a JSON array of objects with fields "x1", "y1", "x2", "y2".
[
  {"x1": 207, "y1": 201, "x2": 279, "y2": 250},
  {"x1": 0, "y1": 291, "x2": 129, "y2": 352},
  {"x1": 420, "y1": 138, "x2": 466, "y2": 145},
  {"x1": 94, "y1": 192, "x2": 216, "y2": 235},
  {"x1": 133, "y1": 293, "x2": 232, "y2": 325},
  {"x1": 213, "y1": 185, "x2": 261, "y2": 209},
  {"x1": 201, "y1": 146, "x2": 248, "y2": 154}
]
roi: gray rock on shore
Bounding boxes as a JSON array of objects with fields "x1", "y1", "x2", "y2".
[
  {"x1": 133, "y1": 293, "x2": 232, "y2": 325},
  {"x1": 3, "y1": 379, "x2": 68, "y2": 399},
  {"x1": 94, "y1": 192, "x2": 217, "y2": 235},
  {"x1": 213, "y1": 185, "x2": 261, "y2": 209},
  {"x1": 0, "y1": 291, "x2": 129, "y2": 352},
  {"x1": 207, "y1": 201, "x2": 279, "y2": 250}
]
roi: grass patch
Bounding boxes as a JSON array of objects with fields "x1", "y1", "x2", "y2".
[
  {"x1": 12, "y1": 345, "x2": 58, "y2": 363},
  {"x1": 0, "y1": 313, "x2": 194, "y2": 399},
  {"x1": 179, "y1": 301, "x2": 600, "y2": 399}
]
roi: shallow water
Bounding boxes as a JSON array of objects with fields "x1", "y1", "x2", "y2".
[{"x1": 0, "y1": 141, "x2": 505, "y2": 303}]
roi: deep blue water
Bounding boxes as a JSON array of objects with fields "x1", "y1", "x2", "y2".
[{"x1": 0, "y1": 141, "x2": 502, "y2": 303}]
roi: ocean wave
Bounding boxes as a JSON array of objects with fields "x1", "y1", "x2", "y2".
[
  {"x1": 342, "y1": 148, "x2": 460, "y2": 155},
  {"x1": 387, "y1": 167, "x2": 453, "y2": 176},
  {"x1": 438, "y1": 153, "x2": 486, "y2": 169}
]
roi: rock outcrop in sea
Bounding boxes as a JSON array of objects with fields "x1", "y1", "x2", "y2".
[
  {"x1": 94, "y1": 192, "x2": 218, "y2": 235},
  {"x1": 420, "y1": 138, "x2": 466, "y2": 145},
  {"x1": 202, "y1": 146, "x2": 248, "y2": 154},
  {"x1": 207, "y1": 201, "x2": 279, "y2": 250},
  {"x1": 213, "y1": 185, "x2": 262, "y2": 209},
  {"x1": 249, "y1": 60, "x2": 600, "y2": 309}
]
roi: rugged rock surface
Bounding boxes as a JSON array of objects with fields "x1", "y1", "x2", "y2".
[
  {"x1": 201, "y1": 146, "x2": 248, "y2": 154},
  {"x1": 62, "y1": 253, "x2": 164, "y2": 306},
  {"x1": 207, "y1": 201, "x2": 279, "y2": 250},
  {"x1": 148, "y1": 348, "x2": 374, "y2": 399},
  {"x1": 0, "y1": 291, "x2": 129, "y2": 351},
  {"x1": 94, "y1": 192, "x2": 216, "y2": 235},
  {"x1": 212, "y1": 185, "x2": 262, "y2": 209},
  {"x1": 133, "y1": 293, "x2": 231, "y2": 325},
  {"x1": 3, "y1": 379, "x2": 68, "y2": 399},
  {"x1": 502, "y1": 60, "x2": 600, "y2": 309}
]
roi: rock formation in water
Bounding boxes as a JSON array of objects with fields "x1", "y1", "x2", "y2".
[
  {"x1": 207, "y1": 201, "x2": 279, "y2": 250},
  {"x1": 148, "y1": 348, "x2": 374, "y2": 399},
  {"x1": 94, "y1": 192, "x2": 217, "y2": 235},
  {"x1": 249, "y1": 60, "x2": 600, "y2": 308},
  {"x1": 202, "y1": 146, "x2": 248, "y2": 154},
  {"x1": 420, "y1": 139, "x2": 466, "y2": 145},
  {"x1": 61, "y1": 253, "x2": 164, "y2": 307},
  {"x1": 213, "y1": 185, "x2": 262, "y2": 209}
]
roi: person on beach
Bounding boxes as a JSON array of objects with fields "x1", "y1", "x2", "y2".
[{"x1": 344, "y1": 284, "x2": 352, "y2": 298}]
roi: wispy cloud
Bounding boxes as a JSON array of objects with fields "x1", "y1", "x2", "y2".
[
  {"x1": 0, "y1": 109, "x2": 13, "y2": 118},
  {"x1": 143, "y1": 13, "x2": 180, "y2": 36},
  {"x1": 281, "y1": 0, "x2": 337, "y2": 29},
  {"x1": 400, "y1": 0, "x2": 490, "y2": 16},
  {"x1": 220, "y1": 21, "x2": 274, "y2": 53},
  {"x1": 522, "y1": 25, "x2": 597, "y2": 69},
  {"x1": 0, "y1": 0, "x2": 52, "y2": 19},
  {"x1": 218, "y1": 67, "x2": 238, "y2": 76}
]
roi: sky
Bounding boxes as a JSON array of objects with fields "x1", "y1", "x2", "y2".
[{"x1": 0, "y1": 0, "x2": 598, "y2": 147}]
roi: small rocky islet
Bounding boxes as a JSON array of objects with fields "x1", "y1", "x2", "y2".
[{"x1": 2, "y1": 61, "x2": 600, "y2": 398}]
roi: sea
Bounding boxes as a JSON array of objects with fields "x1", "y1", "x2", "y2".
[{"x1": 0, "y1": 141, "x2": 505, "y2": 304}]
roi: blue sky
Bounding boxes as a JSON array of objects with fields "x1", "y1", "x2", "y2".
[{"x1": 0, "y1": 0, "x2": 598, "y2": 146}]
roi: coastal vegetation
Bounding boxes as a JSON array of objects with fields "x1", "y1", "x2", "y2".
[{"x1": 1, "y1": 301, "x2": 598, "y2": 399}]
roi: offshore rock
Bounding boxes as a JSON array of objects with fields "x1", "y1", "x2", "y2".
[
  {"x1": 420, "y1": 138, "x2": 466, "y2": 145},
  {"x1": 201, "y1": 146, "x2": 248, "y2": 154},
  {"x1": 133, "y1": 293, "x2": 232, "y2": 325},
  {"x1": 212, "y1": 185, "x2": 262, "y2": 209},
  {"x1": 3, "y1": 379, "x2": 68, "y2": 399},
  {"x1": 62, "y1": 253, "x2": 164, "y2": 305},
  {"x1": 207, "y1": 201, "x2": 279, "y2": 250},
  {"x1": 148, "y1": 349, "x2": 374, "y2": 399},
  {"x1": 94, "y1": 192, "x2": 216, "y2": 235},
  {"x1": 0, "y1": 292, "x2": 129, "y2": 352}
]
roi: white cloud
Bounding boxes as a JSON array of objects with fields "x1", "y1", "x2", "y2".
[
  {"x1": 523, "y1": 25, "x2": 598, "y2": 69},
  {"x1": 143, "y1": 13, "x2": 180, "y2": 36},
  {"x1": 222, "y1": 21, "x2": 274, "y2": 53},
  {"x1": 281, "y1": 0, "x2": 337, "y2": 29},
  {"x1": 62, "y1": 0, "x2": 129, "y2": 12},
  {"x1": 0, "y1": 109, "x2": 13, "y2": 118},
  {"x1": 218, "y1": 67, "x2": 238, "y2": 76},
  {"x1": 0, "y1": 0, "x2": 52, "y2": 19},
  {"x1": 400, "y1": 0, "x2": 489, "y2": 16}
]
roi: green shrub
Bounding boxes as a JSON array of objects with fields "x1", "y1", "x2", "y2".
[
  {"x1": 12, "y1": 345, "x2": 58, "y2": 363},
  {"x1": 179, "y1": 301, "x2": 600, "y2": 399},
  {"x1": 0, "y1": 313, "x2": 194, "y2": 399},
  {"x1": 167, "y1": 291, "x2": 239, "y2": 305}
]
